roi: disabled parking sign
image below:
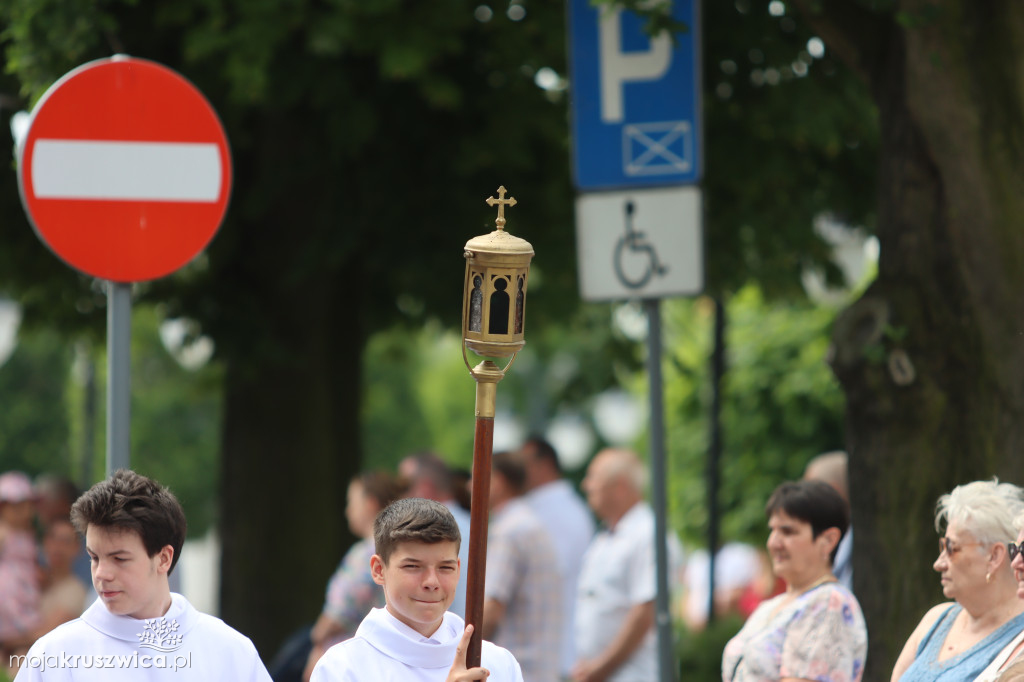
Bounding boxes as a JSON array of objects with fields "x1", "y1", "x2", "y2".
[
  {"x1": 568, "y1": 0, "x2": 701, "y2": 190},
  {"x1": 575, "y1": 186, "x2": 702, "y2": 301}
]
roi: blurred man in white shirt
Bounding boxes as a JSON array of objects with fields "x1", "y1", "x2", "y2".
[{"x1": 518, "y1": 436, "x2": 594, "y2": 677}]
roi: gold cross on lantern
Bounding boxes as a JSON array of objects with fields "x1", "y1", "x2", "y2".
[{"x1": 486, "y1": 186, "x2": 517, "y2": 230}]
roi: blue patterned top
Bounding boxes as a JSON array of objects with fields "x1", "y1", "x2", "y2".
[{"x1": 898, "y1": 604, "x2": 1024, "y2": 681}]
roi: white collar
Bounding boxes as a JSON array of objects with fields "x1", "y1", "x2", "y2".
[
  {"x1": 81, "y1": 592, "x2": 197, "y2": 644},
  {"x1": 356, "y1": 607, "x2": 463, "y2": 669},
  {"x1": 607, "y1": 501, "x2": 647, "y2": 533}
]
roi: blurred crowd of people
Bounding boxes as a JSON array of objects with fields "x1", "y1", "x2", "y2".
[
  {"x1": 268, "y1": 442, "x2": 870, "y2": 682},
  {"x1": 286, "y1": 441, "x2": 1024, "y2": 682},
  {"x1": 0, "y1": 471, "x2": 90, "y2": 674},
  {"x1": 12, "y1": 445, "x2": 1024, "y2": 682}
]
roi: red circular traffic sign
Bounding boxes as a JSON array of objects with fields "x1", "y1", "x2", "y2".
[{"x1": 18, "y1": 56, "x2": 232, "y2": 282}]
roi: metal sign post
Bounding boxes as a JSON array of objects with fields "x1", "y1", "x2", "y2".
[
  {"x1": 106, "y1": 283, "x2": 132, "y2": 473},
  {"x1": 644, "y1": 297, "x2": 675, "y2": 680}
]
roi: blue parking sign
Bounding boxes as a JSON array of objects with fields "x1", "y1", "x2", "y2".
[{"x1": 568, "y1": 0, "x2": 701, "y2": 190}]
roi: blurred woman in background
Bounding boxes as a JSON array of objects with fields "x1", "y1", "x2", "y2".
[
  {"x1": 301, "y1": 471, "x2": 406, "y2": 681},
  {"x1": 37, "y1": 517, "x2": 88, "y2": 633},
  {"x1": 722, "y1": 480, "x2": 866, "y2": 682}
]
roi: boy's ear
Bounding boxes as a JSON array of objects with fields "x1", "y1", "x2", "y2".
[
  {"x1": 156, "y1": 545, "x2": 174, "y2": 575},
  {"x1": 370, "y1": 554, "x2": 386, "y2": 586}
]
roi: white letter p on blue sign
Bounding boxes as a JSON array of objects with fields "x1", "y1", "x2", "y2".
[{"x1": 599, "y1": 8, "x2": 672, "y2": 124}]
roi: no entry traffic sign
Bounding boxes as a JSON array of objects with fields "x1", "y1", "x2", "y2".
[{"x1": 17, "y1": 56, "x2": 232, "y2": 282}]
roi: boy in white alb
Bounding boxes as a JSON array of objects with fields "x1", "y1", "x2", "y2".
[
  {"x1": 14, "y1": 469, "x2": 271, "y2": 681},
  {"x1": 311, "y1": 498, "x2": 523, "y2": 682}
]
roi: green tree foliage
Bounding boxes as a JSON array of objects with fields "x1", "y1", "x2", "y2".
[
  {"x1": 361, "y1": 323, "x2": 475, "y2": 472},
  {"x1": 360, "y1": 313, "x2": 635, "y2": 474},
  {"x1": 0, "y1": 328, "x2": 71, "y2": 475},
  {"x1": 360, "y1": 282, "x2": 847, "y2": 553},
  {"x1": 124, "y1": 306, "x2": 222, "y2": 538},
  {"x1": 662, "y1": 286, "x2": 845, "y2": 548},
  {"x1": 0, "y1": 305, "x2": 221, "y2": 536},
  {"x1": 700, "y1": 0, "x2": 878, "y2": 296}
]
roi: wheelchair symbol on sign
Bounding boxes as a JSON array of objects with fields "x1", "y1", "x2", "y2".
[{"x1": 614, "y1": 200, "x2": 668, "y2": 290}]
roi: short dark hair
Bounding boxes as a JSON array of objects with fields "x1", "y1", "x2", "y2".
[
  {"x1": 374, "y1": 497, "x2": 461, "y2": 565},
  {"x1": 765, "y1": 480, "x2": 849, "y2": 564},
  {"x1": 357, "y1": 471, "x2": 408, "y2": 510},
  {"x1": 71, "y1": 469, "x2": 187, "y2": 574},
  {"x1": 492, "y1": 450, "x2": 527, "y2": 495},
  {"x1": 522, "y1": 435, "x2": 561, "y2": 474}
]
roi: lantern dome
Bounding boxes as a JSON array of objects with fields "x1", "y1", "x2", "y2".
[{"x1": 462, "y1": 187, "x2": 534, "y2": 359}]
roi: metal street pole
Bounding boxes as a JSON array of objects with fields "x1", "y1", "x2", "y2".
[
  {"x1": 106, "y1": 282, "x2": 131, "y2": 474},
  {"x1": 706, "y1": 297, "x2": 725, "y2": 624},
  {"x1": 644, "y1": 297, "x2": 676, "y2": 682}
]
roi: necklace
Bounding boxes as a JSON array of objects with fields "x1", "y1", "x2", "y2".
[{"x1": 798, "y1": 573, "x2": 838, "y2": 594}]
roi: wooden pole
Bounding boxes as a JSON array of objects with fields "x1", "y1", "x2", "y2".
[{"x1": 464, "y1": 414, "x2": 494, "y2": 668}]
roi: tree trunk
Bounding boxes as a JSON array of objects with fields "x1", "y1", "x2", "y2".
[
  {"x1": 218, "y1": 270, "x2": 362, "y2": 657},
  {"x1": 829, "y1": 4, "x2": 1024, "y2": 679}
]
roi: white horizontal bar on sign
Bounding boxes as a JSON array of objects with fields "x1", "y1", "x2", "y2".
[{"x1": 31, "y1": 139, "x2": 222, "y2": 202}]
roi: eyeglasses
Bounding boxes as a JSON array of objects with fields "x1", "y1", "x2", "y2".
[
  {"x1": 938, "y1": 537, "x2": 984, "y2": 557},
  {"x1": 1008, "y1": 542, "x2": 1024, "y2": 561}
]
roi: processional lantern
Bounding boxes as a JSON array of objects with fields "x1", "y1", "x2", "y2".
[{"x1": 460, "y1": 186, "x2": 534, "y2": 667}]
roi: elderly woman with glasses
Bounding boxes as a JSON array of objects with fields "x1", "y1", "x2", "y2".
[
  {"x1": 891, "y1": 479, "x2": 1024, "y2": 682},
  {"x1": 722, "y1": 480, "x2": 867, "y2": 682}
]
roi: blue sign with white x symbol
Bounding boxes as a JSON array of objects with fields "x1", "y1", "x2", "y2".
[{"x1": 568, "y1": 0, "x2": 701, "y2": 190}]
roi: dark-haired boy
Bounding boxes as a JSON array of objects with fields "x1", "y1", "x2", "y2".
[
  {"x1": 14, "y1": 469, "x2": 271, "y2": 681},
  {"x1": 311, "y1": 498, "x2": 523, "y2": 682}
]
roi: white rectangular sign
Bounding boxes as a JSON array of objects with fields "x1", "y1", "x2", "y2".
[
  {"x1": 32, "y1": 139, "x2": 222, "y2": 202},
  {"x1": 576, "y1": 186, "x2": 703, "y2": 301}
]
